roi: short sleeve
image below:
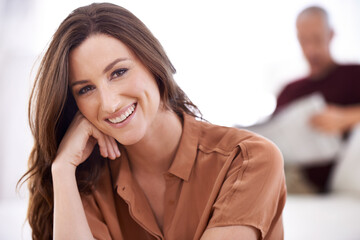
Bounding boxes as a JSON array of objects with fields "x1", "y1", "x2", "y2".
[
  {"x1": 207, "y1": 135, "x2": 286, "y2": 239},
  {"x1": 82, "y1": 194, "x2": 112, "y2": 240}
]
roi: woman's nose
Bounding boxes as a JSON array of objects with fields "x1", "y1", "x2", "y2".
[{"x1": 99, "y1": 86, "x2": 119, "y2": 113}]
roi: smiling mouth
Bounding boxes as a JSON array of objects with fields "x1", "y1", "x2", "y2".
[{"x1": 108, "y1": 103, "x2": 136, "y2": 124}]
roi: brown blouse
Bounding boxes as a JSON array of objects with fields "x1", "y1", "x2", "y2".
[{"x1": 81, "y1": 114, "x2": 287, "y2": 240}]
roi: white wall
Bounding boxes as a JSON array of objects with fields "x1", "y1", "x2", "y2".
[{"x1": 0, "y1": 0, "x2": 37, "y2": 201}]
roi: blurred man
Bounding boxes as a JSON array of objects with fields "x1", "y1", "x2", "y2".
[{"x1": 275, "y1": 6, "x2": 360, "y2": 193}]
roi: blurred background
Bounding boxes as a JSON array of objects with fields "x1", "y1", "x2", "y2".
[{"x1": 0, "y1": 0, "x2": 359, "y2": 239}]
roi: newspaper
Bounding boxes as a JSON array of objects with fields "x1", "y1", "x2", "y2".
[{"x1": 242, "y1": 93, "x2": 342, "y2": 165}]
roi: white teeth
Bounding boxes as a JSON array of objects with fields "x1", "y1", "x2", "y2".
[{"x1": 108, "y1": 104, "x2": 135, "y2": 124}]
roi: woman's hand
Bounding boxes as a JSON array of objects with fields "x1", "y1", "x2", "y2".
[{"x1": 53, "y1": 112, "x2": 121, "y2": 169}]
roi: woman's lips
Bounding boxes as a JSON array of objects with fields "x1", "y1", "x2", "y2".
[
  {"x1": 105, "y1": 103, "x2": 137, "y2": 127},
  {"x1": 108, "y1": 103, "x2": 136, "y2": 123}
]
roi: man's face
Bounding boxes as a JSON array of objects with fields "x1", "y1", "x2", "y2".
[{"x1": 297, "y1": 14, "x2": 333, "y2": 77}]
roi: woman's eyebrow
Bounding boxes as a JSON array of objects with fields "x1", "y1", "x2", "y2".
[
  {"x1": 103, "y1": 57, "x2": 129, "y2": 73},
  {"x1": 70, "y1": 79, "x2": 89, "y2": 88},
  {"x1": 70, "y1": 58, "x2": 130, "y2": 88}
]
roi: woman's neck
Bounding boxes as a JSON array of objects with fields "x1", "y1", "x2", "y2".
[{"x1": 124, "y1": 109, "x2": 183, "y2": 176}]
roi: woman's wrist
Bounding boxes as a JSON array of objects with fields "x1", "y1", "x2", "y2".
[{"x1": 51, "y1": 156, "x2": 77, "y2": 177}]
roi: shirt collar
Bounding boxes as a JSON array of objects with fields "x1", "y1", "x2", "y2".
[{"x1": 167, "y1": 113, "x2": 199, "y2": 181}]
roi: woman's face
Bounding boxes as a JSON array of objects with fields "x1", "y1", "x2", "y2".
[{"x1": 69, "y1": 34, "x2": 161, "y2": 145}]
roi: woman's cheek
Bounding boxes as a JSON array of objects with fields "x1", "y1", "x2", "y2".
[{"x1": 76, "y1": 98, "x2": 98, "y2": 121}]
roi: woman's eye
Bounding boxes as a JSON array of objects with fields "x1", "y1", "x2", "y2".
[
  {"x1": 78, "y1": 85, "x2": 95, "y2": 95},
  {"x1": 111, "y1": 68, "x2": 128, "y2": 78}
]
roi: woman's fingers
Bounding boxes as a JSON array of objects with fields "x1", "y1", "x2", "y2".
[
  {"x1": 109, "y1": 136, "x2": 121, "y2": 158},
  {"x1": 89, "y1": 126, "x2": 120, "y2": 160},
  {"x1": 113, "y1": 139, "x2": 121, "y2": 157},
  {"x1": 102, "y1": 135, "x2": 121, "y2": 160},
  {"x1": 104, "y1": 135, "x2": 116, "y2": 160},
  {"x1": 90, "y1": 127, "x2": 109, "y2": 158}
]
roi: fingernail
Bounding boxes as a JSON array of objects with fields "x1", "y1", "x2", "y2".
[{"x1": 103, "y1": 150, "x2": 108, "y2": 158}]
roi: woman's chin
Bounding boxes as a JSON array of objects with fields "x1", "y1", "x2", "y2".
[{"x1": 114, "y1": 130, "x2": 145, "y2": 147}]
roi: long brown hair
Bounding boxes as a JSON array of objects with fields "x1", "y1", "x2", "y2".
[{"x1": 19, "y1": 3, "x2": 200, "y2": 239}]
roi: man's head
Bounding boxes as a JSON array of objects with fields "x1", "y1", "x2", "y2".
[{"x1": 296, "y1": 6, "x2": 335, "y2": 78}]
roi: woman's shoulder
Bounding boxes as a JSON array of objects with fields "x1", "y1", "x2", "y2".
[{"x1": 197, "y1": 120, "x2": 282, "y2": 161}]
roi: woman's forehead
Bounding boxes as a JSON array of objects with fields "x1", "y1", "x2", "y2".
[
  {"x1": 68, "y1": 35, "x2": 137, "y2": 80},
  {"x1": 70, "y1": 34, "x2": 134, "y2": 62}
]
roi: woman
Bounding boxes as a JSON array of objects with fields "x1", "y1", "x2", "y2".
[{"x1": 21, "y1": 3, "x2": 286, "y2": 240}]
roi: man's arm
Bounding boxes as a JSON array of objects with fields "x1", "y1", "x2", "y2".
[{"x1": 310, "y1": 104, "x2": 360, "y2": 134}]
